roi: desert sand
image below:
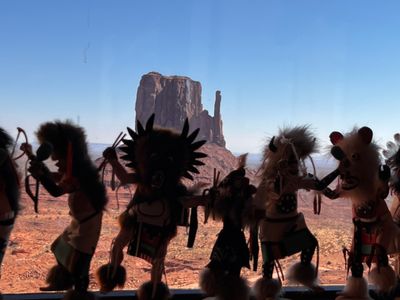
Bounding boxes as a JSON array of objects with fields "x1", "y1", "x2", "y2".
[{"x1": 0, "y1": 186, "x2": 358, "y2": 293}]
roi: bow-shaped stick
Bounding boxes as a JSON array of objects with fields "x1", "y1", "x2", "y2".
[
  {"x1": 11, "y1": 127, "x2": 29, "y2": 160},
  {"x1": 10, "y1": 128, "x2": 37, "y2": 209},
  {"x1": 12, "y1": 127, "x2": 40, "y2": 212},
  {"x1": 14, "y1": 127, "x2": 52, "y2": 213}
]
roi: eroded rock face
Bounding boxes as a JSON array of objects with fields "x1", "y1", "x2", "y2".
[{"x1": 135, "y1": 72, "x2": 226, "y2": 147}]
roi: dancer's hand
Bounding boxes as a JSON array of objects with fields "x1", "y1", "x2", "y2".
[
  {"x1": 28, "y1": 160, "x2": 48, "y2": 179},
  {"x1": 20, "y1": 142, "x2": 33, "y2": 157},
  {"x1": 103, "y1": 147, "x2": 117, "y2": 161}
]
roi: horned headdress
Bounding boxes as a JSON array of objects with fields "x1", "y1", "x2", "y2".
[{"x1": 259, "y1": 125, "x2": 317, "y2": 178}]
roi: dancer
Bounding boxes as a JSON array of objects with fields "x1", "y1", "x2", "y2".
[
  {"x1": 27, "y1": 121, "x2": 107, "y2": 300},
  {"x1": 328, "y1": 126, "x2": 398, "y2": 300},
  {"x1": 253, "y1": 126, "x2": 339, "y2": 300},
  {"x1": 199, "y1": 155, "x2": 257, "y2": 300},
  {"x1": 0, "y1": 128, "x2": 20, "y2": 280},
  {"x1": 96, "y1": 114, "x2": 207, "y2": 300}
]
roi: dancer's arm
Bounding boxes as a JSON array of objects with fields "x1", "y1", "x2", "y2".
[{"x1": 103, "y1": 147, "x2": 137, "y2": 184}]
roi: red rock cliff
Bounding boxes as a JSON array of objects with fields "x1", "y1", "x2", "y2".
[{"x1": 135, "y1": 72, "x2": 226, "y2": 147}]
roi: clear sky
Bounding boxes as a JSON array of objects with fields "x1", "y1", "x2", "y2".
[{"x1": 1, "y1": 0, "x2": 400, "y2": 153}]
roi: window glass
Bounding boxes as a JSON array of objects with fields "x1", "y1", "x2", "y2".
[{"x1": 1, "y1": 0, "x2": 399, "y2": 293}]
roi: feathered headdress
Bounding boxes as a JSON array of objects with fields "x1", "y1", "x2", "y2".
[
  {"x1": 209, "y1": 154, "x2": 257, "y2": 226},
  {"x1": 119, "y1": 114, "x2": 206, "y2": 183}
]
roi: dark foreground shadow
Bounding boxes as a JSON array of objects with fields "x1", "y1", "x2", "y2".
[{"x1": 2, "y1": 286, "x2": 398, "y2": 300}]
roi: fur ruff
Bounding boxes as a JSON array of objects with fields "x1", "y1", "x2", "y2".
[
  {"x1": 62, "y1": 290, "x2": 96, "y2": 300},
  {"x1": 217, "y1": 275, "x2": 250, "y2": 300},
  {"x1": 335, "y1": 276, "x2": 372, "y2": 300},
  {"x1": 252, "y1": 277, "x2": 282, "y2": 300},
  {"x1": 96, "y1": 263, "x2": 126, "y2": 292},
  {"x1": 286, "y1": 262, "x2": 322, "y2": 292},
  {"x1": 40, "y1": 264, "x2": 73, "y2": 291},
  {"x1": 368, "y1": 265, "x2": 396, "y2": 293},
  {"x1": 201, "y1": 270, "x2": 250, "y2": 300},
  {"x1": 199, "y1": 268, "x2": 219, "y2": 296},
  {"x1": 137, "y1": 281, "x2": 170, "y2": 300}
]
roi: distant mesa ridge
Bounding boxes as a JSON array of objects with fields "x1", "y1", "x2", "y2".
[{"x1": 135, "y1": 72, "x2": 226, "y2": 147}]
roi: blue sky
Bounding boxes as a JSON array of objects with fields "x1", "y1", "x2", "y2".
[{"x1": 1, "y1": 0, "x2": 400, "y2": 153}]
